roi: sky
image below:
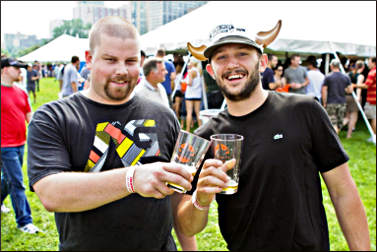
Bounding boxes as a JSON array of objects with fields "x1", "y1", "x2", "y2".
[{"x1": 1, "y1": 1, "x2": 126, "y2": 40}]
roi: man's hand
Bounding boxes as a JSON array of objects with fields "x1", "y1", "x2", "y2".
[
  {"x1": 133, "y1": 162, "x2": 193, "y2": 199},
  {"x1": 195, "y1": 159, "x2": 235, "y2": 206}
]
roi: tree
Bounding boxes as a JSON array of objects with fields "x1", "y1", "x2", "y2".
[{"x1": 53, "y1": 19, "x2": 92, "y2": 39}]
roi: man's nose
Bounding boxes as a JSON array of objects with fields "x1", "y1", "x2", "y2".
[
  {"x1": 227, "y1": 56, "x2": 240, "y2": 69},
  {"x1": 115, "y1": 63, "x2": 128, "y2": 75}
]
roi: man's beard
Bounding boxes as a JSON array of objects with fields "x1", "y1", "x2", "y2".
[
  {"x1": 216, "y1": 63, "x2": 260, "y2": 101},
  {"x1": 104, "y1": 78, "x2": 137, "y2": 101}
]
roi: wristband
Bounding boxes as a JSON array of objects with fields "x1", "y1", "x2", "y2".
[
  {"x1": 192, "y1": 190, "x2": 210, "y2": 211},
  {"x1": 126, "y1": 166, "x2": 136, "y2": 193}
]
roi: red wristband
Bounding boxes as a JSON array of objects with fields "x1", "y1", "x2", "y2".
[{"x1": 126, "y1": 166, "x2": 136, "y2": 193}]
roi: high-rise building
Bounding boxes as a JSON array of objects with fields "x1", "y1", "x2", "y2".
[
  {"x1": 132, "y1": 1, "x2": 207, "y2": 35},
  {"x1": 4, "y1": 33, "x2": 42, "y2": 53},
  {"x1": 73, "y1": 1, "x2": 131, "y2": 26}
]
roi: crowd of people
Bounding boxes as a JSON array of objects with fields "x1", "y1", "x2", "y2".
[
  {"x1": 261, "y1": 53, "x2": 376, "y2": 140},
  {"x1": 1, "y1": 15, "x2": 375, "y2": 251}
]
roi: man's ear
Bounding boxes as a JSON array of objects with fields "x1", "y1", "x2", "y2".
[
  {"x1": 85, "y1": 50, "x2": 93, "y2": 70},
  {"x1": 260, "y1": 53, "x2": 268, "y2": 73},
  {"x1": 206, "y1": 63, "x2": 216, "y2": 80}
]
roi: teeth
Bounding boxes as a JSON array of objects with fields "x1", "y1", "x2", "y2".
[{"x1": 227, "y1": 74, "x2": 242, "y2": 80}]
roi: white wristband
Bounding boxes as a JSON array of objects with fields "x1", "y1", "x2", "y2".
[
  {"x1": 126, "y1": 166, "x2": 136, "y2": 193},
  {"x1": 192, "y1": 190, "x2": 210, "y2": 211}
]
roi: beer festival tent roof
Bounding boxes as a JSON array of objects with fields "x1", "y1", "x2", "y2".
[
  {"x1": 19, "y1": 34, "x2": 88, "y2": 62},
  {"x1": 140, "y1": 1, "x2": 376, "y2": 57}
]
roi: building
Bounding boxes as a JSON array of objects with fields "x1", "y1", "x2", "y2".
[
  {"x1": 131, "y1": 1, "x2": 207, "y2": 35},
  {"x1": 73, "y1": 1, "x2": 131, "y2": 26},
  {"x1": 4, "y1": 33, "x2": 42, "y2": 53}
]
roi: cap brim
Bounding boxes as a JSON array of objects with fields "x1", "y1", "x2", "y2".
[{"x1": 204, "y1": 36, "x2": 262, "y2": 59}]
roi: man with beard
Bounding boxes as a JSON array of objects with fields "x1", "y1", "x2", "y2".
[
  {"x1": 174, "y1": 24, "x2": 370, "y2": 250},
  {"x1": 27, "y1": 16, "x2": 195, "y2": 250}
]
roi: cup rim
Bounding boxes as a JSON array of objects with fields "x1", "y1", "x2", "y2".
[
  {"x1": 179, "y1": 130, "x2": 211, "y2": 143},
  {"x1": 210, "y1": 134, "x2": 244, "y2": 141}
]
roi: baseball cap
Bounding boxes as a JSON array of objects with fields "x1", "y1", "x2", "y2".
[
  {"x1": 1, "y1": 58, "x2": 28, "y2": 69},
  {"x1": 203, "y1": 24, "x2": 263, "y2": 59}
]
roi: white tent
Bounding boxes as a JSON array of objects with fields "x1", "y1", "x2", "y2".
[
  {"x1": 140, "y1": 1, "x2": 376, "y2": 57},
  {"x1": 19, "y1": 34, "x2": 88, "y2": 62}
]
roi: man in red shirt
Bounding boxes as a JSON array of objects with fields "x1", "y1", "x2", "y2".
[
  {"x1": 355, "y1": 57, "x2": 376, "y2": 137},
  {"x1": 1, "y1": 57, "x2": 40, "y2": 234}
]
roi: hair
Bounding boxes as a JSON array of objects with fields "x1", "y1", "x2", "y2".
[
  {"x1": 370, "y1": 57, "x2": 376, "y2": 64},
  {"x1": 140, "y1": 50, "x2": 146, "y2": 58},
  {"x1": 89, "y1": 16, "x2": 139, "y2": 55},
  {"x1": 330, "y1": 59, "x2": 340, "y2": 68},
  {"x1": 156, "y1": 49, "x2": 165, "y2": 57},
  {"x1": 143, "y1": 57, "x2": 164, "y2": 77},
  {"x1": 71, "y1": 56, "x2": 80, "y2": 64},
  {"x1": 268, "y1": 54, "x2": 277, "y2": 61},
  {"x1": 355, "y1": 60, "x2": 365, "y2": 69},
  {"x1": 290, "y1": 54, "x2": 300, "y2": 61}
]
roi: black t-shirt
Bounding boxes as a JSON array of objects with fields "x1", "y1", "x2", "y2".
[
  {"x1": 323, "y1": 72, "x2": 351, "y2": 104},
  {"x1": 27, "y1": 93, "x2": 180, "y2": 250},
  {"x1": 194, "y1": 91, "x2": 349, "y2": 251},
  {"x1": 262, "y1": 67, "x2": 275, "y2": 90}
]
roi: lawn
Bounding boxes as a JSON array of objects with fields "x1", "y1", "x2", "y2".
[{"x1": 1, "y1": 78, "x2": 375, "y2": 250}]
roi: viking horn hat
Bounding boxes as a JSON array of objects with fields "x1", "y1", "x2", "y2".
[{"x1": 188, "y1": 20, "x2": 282, "y2": 61}]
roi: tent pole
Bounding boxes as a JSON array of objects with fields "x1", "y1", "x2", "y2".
[
  {"x1": 325, "y1": 54, "x2": 330, "y2": 75},
  {"x1": 332, "y1": 50, "x2": 376, "y2": 144},
  {"x1": 201, "y1": 75, "x2": 208, "y2": 110}
]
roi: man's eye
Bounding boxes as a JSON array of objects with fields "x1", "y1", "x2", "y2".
[{"x1": 106, "y1": 58, "x2": 115, "y2": 62}]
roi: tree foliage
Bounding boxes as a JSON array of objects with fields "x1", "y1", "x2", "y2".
[{"x1": 53, "y1": 19, "x2": 92, "y2": 39}]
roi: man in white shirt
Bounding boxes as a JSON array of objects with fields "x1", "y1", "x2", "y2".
[
  {"x1": 306, "y1": 57, "x2": 325, "y2": 102},
  {"x1": 134, "y1": 57, "x2": 170, "y2": 108}
]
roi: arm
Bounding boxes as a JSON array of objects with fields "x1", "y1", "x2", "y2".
[
  {"x1": 25, "y1": 112, "x2": 33, "y2": 123},
  {"x1": 33, "y1": 162, "x2": 193, "y2": 213},
  {"x1": 71, "y1": 81, "x2": 78, "y2": 93},
  {"x1": 171, "y1": 194, "x2": 198, "y2": 250},
  {"x1": 321, "y1": 163, "x2": 370, "y2": 250},
  {"x1": 175, "y1": 159, "x2": 233, "y2": 236},
  {"x1": 321, "y1": 85, "x2": 328, "y2": 107},
  {"x1": 187, "y1": 69, "x2": 197, "y2": 86}
]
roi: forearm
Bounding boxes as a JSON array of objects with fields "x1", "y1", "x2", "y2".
[
  {"x1": 175, "y1": 194, "x2": 209, "y2": 236},
  {"x1": 323, "y1": 164, "x2": 371, "y2": 250},
  {"x1": 174, "y1": 222, "x2": 197, "y2": 251},
  {"x1": 72, "y1": 82, "x2": 78, "y2": 92},
  {"x1": 331, "y1": 186, "x2": 370, "y2": 250},
  {"x1": 33, "y1": 167, "x2": 130, "y2": 212}
]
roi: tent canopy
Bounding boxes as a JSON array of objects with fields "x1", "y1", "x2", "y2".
[
  {"x1": 140, "y1": 1, "x2": 376, "y2": 57},
  {"x1": 19, "y1": 34, "x2": 88, "y2": 62}
]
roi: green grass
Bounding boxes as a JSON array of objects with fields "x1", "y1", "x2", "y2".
[{"x1": 1, "y1": 78, "x2": 375, "y2": 250}]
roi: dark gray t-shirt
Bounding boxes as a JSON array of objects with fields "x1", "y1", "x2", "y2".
[
  {"x1": 323, "y1": 71, "x2": 351, "y2": 104},
  {"x1": 194, "y1": 91, "x2": 349, "y2": 251},
  {"x1": 27, "y1": 93, "x2": 180, "y2": 250},
  {"x1": 284, "y1": 66, "x2": 308, "y2": 94}
]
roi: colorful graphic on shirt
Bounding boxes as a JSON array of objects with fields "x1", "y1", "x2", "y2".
[{"x1": 85, "y1": 120, "x2": 160, "y2": 172}]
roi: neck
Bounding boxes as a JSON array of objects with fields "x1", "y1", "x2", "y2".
[
  {"x1": 1, "y1": 75, "x2": 14, "y2": 86},
  {"x1": 226, "y1": 84, "x2": 268, "y2": 117},
  {"x1": 146, "y1": 77, "x2": 158, "y2": 88}
]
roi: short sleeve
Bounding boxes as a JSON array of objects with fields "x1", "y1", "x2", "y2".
[
  {"x1": 27, "y1": 107, "x2": 72, "y2": 191},
  {"x1": 70, "y1": 68, "x2": 78, "y2": 83},
  {"x1": 306, "y1": 99, "x2": 349, "y2": 172}
]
